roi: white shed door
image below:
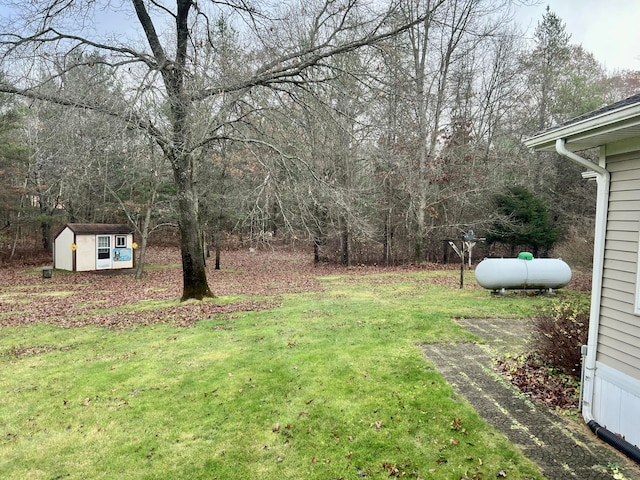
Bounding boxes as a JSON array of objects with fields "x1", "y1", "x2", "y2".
[{"x1": 96, "y1": 235, "x2": 112, "y2": 270}]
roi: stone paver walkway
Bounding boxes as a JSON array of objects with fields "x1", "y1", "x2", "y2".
[{"x1": 422, "y1": 317, "x2": 640, "y2": 480}]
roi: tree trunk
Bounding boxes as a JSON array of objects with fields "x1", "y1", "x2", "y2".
[
  {"x1": 213, "y1": 229, "x2": 221, "y2": 270},
  {"x1": 383, "y1": 211, "x2": 391, "y2": 266},
  {"x1": 415, "y1": 201, "x2": 426, "y2": 262},
  {"x1": 36, "y1": 178, "x2": 52, "y2": 253},
  {"x1": 135, "y1": 185, "x2": 156, "y2": 280},
  {"x1": 173, "y1": 156, "x2": 213, "y2": 300},
  {"x1": 10, "y1": 178, "x2": 28, "y2": 261},
  {"x1": 177, "y1": 210, "x2": 212, "y2": 300},
  {"x1": 135, "y1": 232, "x2": 148, "y2": 280},
  {"x1": 40, "y1": 220, "x2": 51, "y2": 253},
  {"x1": 340, "y1": 217, "x2": 350, "y2": 267}
]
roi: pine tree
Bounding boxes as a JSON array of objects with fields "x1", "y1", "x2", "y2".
[
  {"x1": 487, "y1": 186, "x2": 559, "y2": 257},
  {"x1": 531, "y1": 6, "x2": 571, "y2": 131}
]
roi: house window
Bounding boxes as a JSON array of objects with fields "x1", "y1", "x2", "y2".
[{"x1": 115, "y1": 235, "x2": 127, "y2": 248}]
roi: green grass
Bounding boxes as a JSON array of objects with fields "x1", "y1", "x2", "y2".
[{"x1": 0, "y1": 270, "x2": 561, "y2": 479}]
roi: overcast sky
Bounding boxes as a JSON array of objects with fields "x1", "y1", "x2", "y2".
[
  {"x1": 515, "y1": 0, "x2": 640, "y2": 72},
  {"x1": 0, "y1": 1, "x2": 638, "y2": 72}
]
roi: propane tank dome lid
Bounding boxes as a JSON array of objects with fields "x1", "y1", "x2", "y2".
[{"x1": 517, "y1": 252, "x2": 534, "y2": 260}]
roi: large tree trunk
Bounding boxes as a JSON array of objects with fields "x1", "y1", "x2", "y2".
[{"x1": 173, "y1": 156, "x2": 213, "y2": 301}]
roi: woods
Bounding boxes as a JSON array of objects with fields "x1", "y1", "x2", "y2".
[{"x1": 0, "y1": 1, "x2": 638, "y2": 299}]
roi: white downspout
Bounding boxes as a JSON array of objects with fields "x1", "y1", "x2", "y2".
[{"x1": 555, "y1": 138, "x2": 610, "y2": 424}]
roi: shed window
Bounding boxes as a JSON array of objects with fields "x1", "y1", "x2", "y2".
[
  {"x1": 115, "y1": 235, "x2": 127, "y2": 248},
  {"x1": 97, "y1": 236, "x2": 111, "y2": 260}
]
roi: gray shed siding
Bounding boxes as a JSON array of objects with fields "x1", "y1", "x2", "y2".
[{"x1": 599, "y1": 151, "x2": 640, "y2": 380}]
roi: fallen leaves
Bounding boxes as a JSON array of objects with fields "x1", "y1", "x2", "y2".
[
  {"x1": 450, "y1": 417, "x2": 465, "y2": 433},
  {"x1": 496, "y1": 353, "x2": 580, "y2": 410},
  {"x1": 8, "y1": 344, "x2": 62, "y2": 357},
  {"x1": 0, "y1": 248, "x2": 323, "y2": 329},
  {"x1": 1, "y1": 246, "x2": 466, "y2": 330},
  {"x1": 381, "y1": 462, "x2": 401, "y2": 476}
]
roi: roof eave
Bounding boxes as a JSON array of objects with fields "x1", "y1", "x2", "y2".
[{"x1": 524, "y1": 103, "x2": 640, "y2": 152}]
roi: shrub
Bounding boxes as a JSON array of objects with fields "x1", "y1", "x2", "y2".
[{"x1": 533, "y1": 297, "x2": 590, "y2": 378}]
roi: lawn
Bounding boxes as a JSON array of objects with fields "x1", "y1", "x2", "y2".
[{"x1": 0, "y1": 248, "x2": 564, "y2": 479}]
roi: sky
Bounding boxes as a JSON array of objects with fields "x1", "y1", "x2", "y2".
[
  {"x1": 515, "y1": 0, "x2": 640, "y2": 72},
  {"x1": 0, "y1": 1, "x2": 639, "y2": 72}
]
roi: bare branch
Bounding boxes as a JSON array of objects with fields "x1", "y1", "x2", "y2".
[{"x1": 194, "y1": 4, "x2": 443, "y2": 101}]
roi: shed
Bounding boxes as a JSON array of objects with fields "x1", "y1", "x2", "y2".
[
  {"x1": 525, "y1": 93, "x2": 640, "y2": 460},
  {"x1": 54, "y1": 223, "x2": 135, "y2": 272}
]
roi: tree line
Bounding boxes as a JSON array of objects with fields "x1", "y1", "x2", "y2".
[{"x1": 1, "y1": 1, "x2": 638, "y2": 299}]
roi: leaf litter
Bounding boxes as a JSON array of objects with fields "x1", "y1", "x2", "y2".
[{"x1": 0, "y1": 247, "x2": 454, "y2": 329}]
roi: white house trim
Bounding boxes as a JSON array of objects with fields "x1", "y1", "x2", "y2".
[
  {"x1": 553, "y1": 141, "x2": 610, "y2": 428},
  {"x1": 593, "y1": 361, "x2": 640, "y2": 447},
  {"x1": 524, "y1": 102, "x2": 640, "y2": 153}
]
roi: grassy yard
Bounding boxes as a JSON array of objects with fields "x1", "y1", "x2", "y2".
[{"x1": 0, "y1": 252, "x2": 565, "y2": 479}]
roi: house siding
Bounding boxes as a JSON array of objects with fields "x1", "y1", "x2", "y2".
[{"x1": 599, "y1": 151, "x2": 640, "y2": 382}]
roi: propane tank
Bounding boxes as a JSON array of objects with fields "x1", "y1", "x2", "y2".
[{"x1": 475, "y1": 253, "x2": 571, "y2": 291}]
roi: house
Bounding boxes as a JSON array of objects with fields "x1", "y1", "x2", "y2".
[
  {"x1": 54, "y1": 223, "x2": 135, "y2": 272},
  {"x1": 524, "y1": 93, "x2": 640, "y2": 461}
]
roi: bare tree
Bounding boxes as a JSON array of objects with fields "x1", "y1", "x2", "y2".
[
  {"x1": 20, "y1": 54, "x2": 129, "y2": 249},
  {"x1": 0, "y1": 0, "x2": 435, "y2": 299},
  {"x1": 378, "y1": 0, "x2": 516, "y2": 261},
  {"x1": 103, "y1": 133, "x2": 176, "y2": 280},
  {"x1": 0, "y1": 88, "x2": 29, "y2": 259}
]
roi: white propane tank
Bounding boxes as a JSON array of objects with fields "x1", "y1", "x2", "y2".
[{"x1": 475, "y1": 254, "x2": 572, "y2": 291}]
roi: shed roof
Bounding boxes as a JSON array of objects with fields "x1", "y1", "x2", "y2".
[
  {"x1": 62, "y1": 223, "x2": 134, "y2": 236},
  {"x1": 524, "y1": 93, "x2": 640, "y2": 152}
]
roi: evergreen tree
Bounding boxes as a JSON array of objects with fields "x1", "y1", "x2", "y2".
[
  {"x1": 530, "y1": 6, "x2": 571, "y2": 131},
  {"x1": 487, "y1": 185, "x2": 558, "y2": 257}
]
